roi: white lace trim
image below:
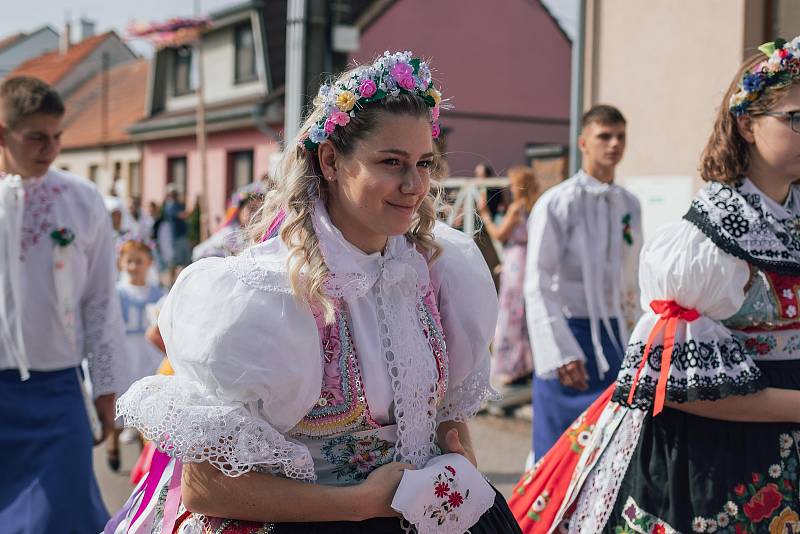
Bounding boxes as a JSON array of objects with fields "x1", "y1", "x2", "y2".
[
  {"x1": 117, "y1": 375, "x2": 316, "y2": 480},
  {"x1": 437, "y1": 357, "x2": 499, "y2": 423},
  {"x1": 84, "y1": 297, "x2": 120, "y2": 396},
  {"x1": 224, "y1": 249, "x2": 293, "y2": 294},
  {"x1": 324, "y1": 270, "x2": 379, "y2": 299},
  {"x1": 377, "y1": 256, "x2": 440, "y2": 468},
  {"x1": 568, "y1": 408, "x2": 645, "y2": 534}
]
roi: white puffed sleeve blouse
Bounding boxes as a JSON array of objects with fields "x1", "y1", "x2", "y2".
[
  {"x1": 117, "y1": 203, "x2": 498, "y2": 482},
  {"x1": 613, "y1": 219, "x2": 764, "y2": 409}
]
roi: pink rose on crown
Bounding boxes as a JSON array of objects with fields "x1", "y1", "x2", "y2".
[
  {"x1": 431, "y1": 122, "x2": 441, "y2": 139},
  {"x1": 398, "y1": 76, "x2": 416, "y2": 91},
  {"x1": 359, "y1": 78, "x2": 377, "y2": 98},
  {"x1": 390, "y1": 62, "x2": 415, "y2": 90},
  {"x1": 329, "y1": 110, "x2": 351, "y2": 127},
  {"x1": 324, "y1": 118, "x2": 336, "y2": 135}
]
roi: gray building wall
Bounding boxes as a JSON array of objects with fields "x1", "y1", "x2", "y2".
[
  {"x1": 0, "y1": 27, "x2": 59, "y2": 81},
  {"x1": 57, "y1": 35, "x2": 137, "y2": 98}
]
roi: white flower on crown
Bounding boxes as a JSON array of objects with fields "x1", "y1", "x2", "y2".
[
  {"x1": 767, "y1": 56, "x2": 783, "y2": 72},
  {"x1": 317, "y1": 83, "x2": 334, "y2": 101},
  {"x1": 418, "y1": 63, "x2": 432, "y2": 85}
]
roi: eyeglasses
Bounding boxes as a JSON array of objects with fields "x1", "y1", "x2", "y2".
[{"x1": 753, "y1": 110, "x2": 800, "y2": 133}]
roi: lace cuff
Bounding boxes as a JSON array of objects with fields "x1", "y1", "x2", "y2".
[
  {"x1": 613, "y1": 317, "x2": 766, "y2": 410},
  {"x1": 117, "y1": 375, "x2": 316, "y2": 480},
  {"x1": 436, "y1": 359, "x2": 499, "y2": 423}
]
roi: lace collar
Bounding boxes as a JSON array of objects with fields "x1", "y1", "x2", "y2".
[
  {"x1": 684, "y1": 178, "x2": 800, "y2": 275},
  {"x1": 228, "y1": 201, "x2": 430, "y2": 299},
  {"x1": 311, "y1": 200, "x2": 430, "y2": 299}
]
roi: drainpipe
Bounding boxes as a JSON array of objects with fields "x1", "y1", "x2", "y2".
[
  {"x1": 568, "y1": 0, "x2": 586, "y2": 176},
  {"x1": 285, "y1": 0, "x2": 307, "y2": 146}
]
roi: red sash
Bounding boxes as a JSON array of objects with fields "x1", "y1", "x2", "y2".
[{"x1": 626, "y1": 300, "x2": 700, "y2": 416}]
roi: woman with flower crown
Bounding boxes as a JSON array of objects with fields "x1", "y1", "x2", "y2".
[
  {"x1": 509, "y1": 36, "x2": 800, "y2": 534},
  {"x1": 191, "y1": 181, "x2": 268, "y2": 261},
  {"x1": 106, "y1": 52, "x2": 521, "y2": 534}
]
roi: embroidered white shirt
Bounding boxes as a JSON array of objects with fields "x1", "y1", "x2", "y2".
[
  {"x1": 0, "y1": 168, "x2": 126, "y2": 396},
  {"x1": 524, "y1": 170, "x2": 643, "y2": 379}
]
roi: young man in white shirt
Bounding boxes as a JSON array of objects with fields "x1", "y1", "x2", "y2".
[
  {"x1": 0, "y1": 76, "x2": 125, "y2": 531},
  {"x1": 524, "y1": 105, "x2": 642, "y2": 459}
]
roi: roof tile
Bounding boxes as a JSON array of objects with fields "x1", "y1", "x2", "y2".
[
  {"x1": 9, "y1": 32, "x2": 113, "y2": 85},
  {"x1": 61, "y1": 58, "x2": 149, "y2": 149}
]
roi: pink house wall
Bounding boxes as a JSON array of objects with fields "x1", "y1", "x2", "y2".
[
  {"x1": 141, "y1": 128, "x2": 278, "y2": 228},
  {"x1": 351, "y1": 0, "x2": 571, "y2": 174}
]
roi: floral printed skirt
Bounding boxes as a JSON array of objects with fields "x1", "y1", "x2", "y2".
[
  {"x1": 510, "y1": 361, "x2": 800, "y2": 534},
  {"x1": 605, "y1": 359, "x2": 800, "y2": 534}
]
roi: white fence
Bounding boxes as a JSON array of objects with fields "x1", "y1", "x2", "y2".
[
  {"x1": 439, "y1": 176, "x2": 509, "y2": 236},
  {"x1": 439, "y1": 176, "x2": 510, "y2": 262}
]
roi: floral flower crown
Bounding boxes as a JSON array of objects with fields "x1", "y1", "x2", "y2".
[
  {"x1": 231, "y1": 180, "x2": 267, "y2": 208},
  {"x1": 729, "y1": 36, "x2": 800, "y2": 116},
  {"x1": 117, "y1": 232, "x2": 157, "y2": 257},
  {"x1": 301, "y1": 51, "x2": 443, "y2": 151}
]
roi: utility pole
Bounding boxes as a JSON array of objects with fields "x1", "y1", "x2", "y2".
[
  {"x1": 101, "y1": 51, "x2": 111, "y2": 194},
  {"x1": 568, "y1": 0, "x2": 586, "y2": 176},
  {"x1": 284, "y1": 0, "x2": 307, "y2": 145},
  {"x1": 195, "y1": 0, "x2": 210, "y2": 240}
]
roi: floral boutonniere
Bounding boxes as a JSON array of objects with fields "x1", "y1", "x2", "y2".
[
  {"x1": 50, "y1": 227, "x2": 75, "y2": 247},
  {"x1": 622, "y1": 214, "x2": 633, "y2": 246}
]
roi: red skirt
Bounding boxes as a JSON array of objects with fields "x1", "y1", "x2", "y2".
[{"x1": 508, "y1": 384, "x2": 615, "y2": 533}]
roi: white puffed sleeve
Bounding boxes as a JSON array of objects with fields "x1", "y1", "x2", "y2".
[
  {"x1": 116, "y1": 257, "x2": 323, "y2": 480},
  {"x1": 430, "y1": 223, "x2": 500, "y2": 423},
  {"x1": 613, "y1": 220, "x2": 765, "y2": 409}
]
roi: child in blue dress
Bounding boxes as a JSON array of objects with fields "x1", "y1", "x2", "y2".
[{"x1": 107, "y1": 235, "x2": 164, "y2": 471}]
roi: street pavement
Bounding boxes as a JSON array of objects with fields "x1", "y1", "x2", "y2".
[{"x1": 95, "y1": 413, "x2": 532, "y2": 516}]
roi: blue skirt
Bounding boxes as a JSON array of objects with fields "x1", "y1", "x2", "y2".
[
  {"x1": 0, "y1": 368, "x2": 108, "y2": 533},
  {"x1": 531, "y1": 318, "x2": 623, "y2": 459}
]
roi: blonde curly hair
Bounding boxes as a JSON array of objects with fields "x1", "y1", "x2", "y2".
[{"x1": 249, "y1": 67, "x2": 443, "y2": 324}]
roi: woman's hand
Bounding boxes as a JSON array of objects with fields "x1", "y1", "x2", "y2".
[
  {"x1": 443, "y1": 428, "x2": 478, "y2": 467},
  {"x1": 357, "y1": 461, "x2": 416, "y2": 519}
]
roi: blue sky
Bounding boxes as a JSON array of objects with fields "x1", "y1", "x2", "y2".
[{"x1": 0, "y1": 0, "x2": 240, "y2": 56}]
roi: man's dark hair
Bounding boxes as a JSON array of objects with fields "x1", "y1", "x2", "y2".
[
  {"x1": 0, "y1": 76, "x2": 65, "y2": 129},
  {"x1": 581, "y1": 104, "x2": 626, "y2": 128}
]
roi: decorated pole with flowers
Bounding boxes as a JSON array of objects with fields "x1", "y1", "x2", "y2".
[{"x1": 127, "y1": 15, "x2": 213, "y2": 239}]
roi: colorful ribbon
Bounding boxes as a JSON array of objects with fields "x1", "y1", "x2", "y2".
[
  {"x1": 260, "y1": 207, "x2": 286, "y2": 243},
  {"x1": 626, "y1": 300, "x2": 700, "y2": 416}
]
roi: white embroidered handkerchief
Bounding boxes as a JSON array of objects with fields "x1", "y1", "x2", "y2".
[{"x1": 391, "y1": 453, "x2": 495, "y2": 534}]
